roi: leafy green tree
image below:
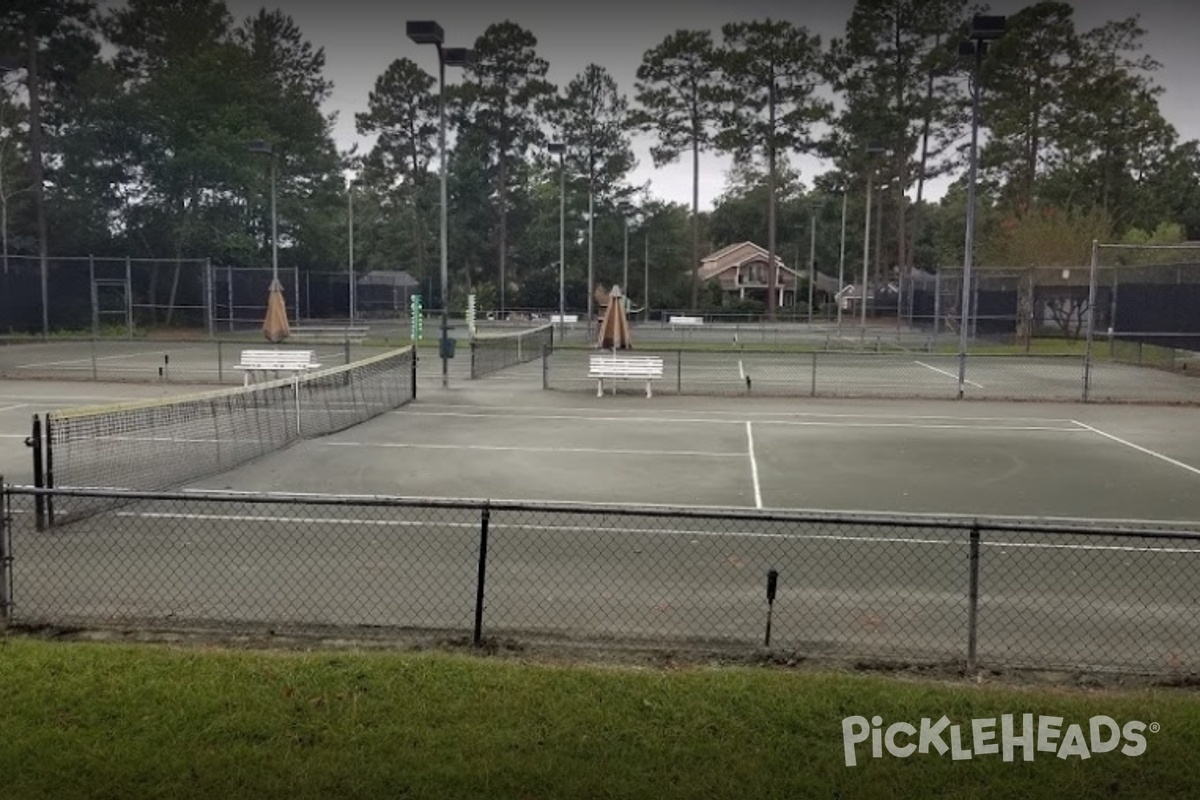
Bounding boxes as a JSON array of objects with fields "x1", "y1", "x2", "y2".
[
  {"x1": 355, "y1": 58, "x2": 438, "y2": 281},
  {"x1": 462, "y1": 21, "x2": 555, "y2": 314},
  {"x1": 554, "y1": 64, "x2": 635, "y2": 324},
  {"x1": 712, "y1": 19, "x2": 830, "y2": 319},
  {"x1": 978, "y1": 1, "x2": 1077, "y2": 210},
  {"x1": 828, "y1": 0, "x2": 967, "y2": 280},
  {"x1": 632, "y1": 29, "x2": 720, "y2": 310},
  {"x1": 0, "y1": 0, "x2": 97, "y2": 328}
]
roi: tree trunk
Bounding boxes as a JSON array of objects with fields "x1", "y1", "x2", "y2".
[
  {"x1": 766, "y1": 82, "x2": 778, "y2": 321},
  {"x1": 498, "y1": 143, "x2": 508, "y2": 315},
  {"x1": 893, "y1": 11, "x2": 908, "y2": 282},
  {"x1": 26, "y1": 19, "x2": 49, "y2": 333},
  {"x1": 167, "y1": 251, "x2": 181, "y2": 326},
  {"x1": 690, "y1": 136, "x2": 699, "y2": 311}
]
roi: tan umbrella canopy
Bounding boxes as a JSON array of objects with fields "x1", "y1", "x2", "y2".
[
  {"x1": 595, "y1": 284, "x2": 632, "y2": 350},
  {"x1": 262, "y1": 277, "x2": 290, "y2": 343}
]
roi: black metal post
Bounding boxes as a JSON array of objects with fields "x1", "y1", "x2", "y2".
[
  {"x1": 764, "y1": 569, "x2": 779, "y2": 647},
  {"x1": 44, "y1": 415, "x2": 54, "y2": 527},
  {"x1": 0, "y1": 476, "x2": 11, "y2": 622},
  {"x1": 25, "y1": 415, "x2": 44, "y2": 530},
  {"x1": 967, "y1": 524, "x2": 981, "y2": 671},
  {"x1": 411, "y1": 349, "x2": 418, "y2": 400},
  {"x1": 473, "y1": 503, "x2": 491, "y2": 645}
]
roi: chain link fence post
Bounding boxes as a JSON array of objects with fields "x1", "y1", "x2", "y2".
[
  {"x1": 967, "y1": 522, "x2": 981, "y2": 671},
  {"x1": 473, "y1": 502, "x2": 491, "y2": 646},
  {"x1": 1082, "y1": 239, "x2": 1099, "y2": 402},
  {"x1": 0, "y1": 480, "x2": 10, "y2": 624}
]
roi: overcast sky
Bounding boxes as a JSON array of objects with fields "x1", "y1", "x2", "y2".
[{"x1": 222, "y1": 0, "x2": 1200, "y2": 210}]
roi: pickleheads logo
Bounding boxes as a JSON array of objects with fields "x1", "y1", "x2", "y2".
[{"x1": 842, "y1": 714, "x2": 1157, "y2": 767}]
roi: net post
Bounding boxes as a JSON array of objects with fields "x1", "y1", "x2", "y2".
[
  {"x1": 26, "y1": 415, "x2": 44, "y2": 531},
  {"x1": 293, "y1": 375, "x2": 302, "y2": 436},
  {"x1": 411, "y1": 347, "x2": 418, "y2": 400},
  {"x1": 44, "y1": 415, "x2": 54, "y2": 528},
  {"x1": 1082, "y1": 239, "x2": 1099, "y2": 402}
]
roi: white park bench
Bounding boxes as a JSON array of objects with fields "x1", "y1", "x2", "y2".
[
  {"x1": 669, "y1": 315, "x2": 703, "y2": 329},
  {"x1": 550, "y1": 314, "x2": 579, "y2": 325},
  {"x1": 589, "y1": 353, "x2": 664, "y2": 398},
  {"x1": 234, "y1": 349, "x2": 321, "y2": 386},
  {"x1": 288, "y1": 325, "x2": 369, "y2": 343}
]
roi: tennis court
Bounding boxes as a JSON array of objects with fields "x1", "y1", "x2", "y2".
[
  {"x1": 4, "y1": 336, "x2": 1200, "y2": 518},
  {"x1": 5, "y1": 341, "x2": 1200, "y2": 671}
]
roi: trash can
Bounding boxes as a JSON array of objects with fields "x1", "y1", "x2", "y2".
[{"x1": 439, "y1": 337, "x2": 456, "y2": 359}]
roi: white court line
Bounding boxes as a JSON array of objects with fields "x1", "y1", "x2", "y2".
[
  {"x1": 401, "y1": 410, "x2": 1082, "y2": 433},
  {"x1": 915, "y1": 360, "x2": 983, "y2": 388},
  {"x1": 114, "y1": 511, "x2": 1200, "y2": 553},
  {"x1": 1072, "y1": 419, "x2": 1200, "y2": 478},
  {"x1": 410, "y1": 401, "x2": 1076, "y2": 424},
  {"x1": 0, "y1": 433, "x2": 28, "y2": 439},
  {"x1": 171, "y1": 488, "x2": 1200, "y2": 527},
  {"x1": 14, "y1": 346, "x2": 207, "y2": 369},
  {"x1": 0, "y1": 404, "x2": 27, "y2": 412},
  {"x1": 323, "y1": 441, "x2": 742, "y2": 458},
  {"x1": 738, "y1": 359, "x2": 745, "y2": 381},
  {"x1": 746, "y1": 421, "x2": 763, "y2": 509}
]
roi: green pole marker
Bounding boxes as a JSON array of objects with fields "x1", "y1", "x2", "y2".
[{"x1": 411, "y1": 294, "x2": 424, "y2": 341}]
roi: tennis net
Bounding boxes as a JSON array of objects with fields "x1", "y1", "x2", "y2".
[
  {"x1": 42, "y1": 346, "x2": 415, "y2": 523},
  {"x1": 469, "y1": 323, "x2": 554, "y2": 379}
]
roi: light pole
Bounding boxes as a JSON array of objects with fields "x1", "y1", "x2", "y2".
[
  {"x1": 957, "y1": 15, "x2": 1005, "y2": 399},
  {"x1": 0, "y1": 57, "x2": 19, "y2": 280},
  {"x1": 347, "y1": 176, "x2": 356, "y2": 324},
  {"x1": 808, "y1": 201, "x2": 820, "y2": 325},
  {"x1": 618, "y1": 200, "x2": 633, "y2": 311},
  {"x1": 837, "y1": 190, "x2": 847, "y2": 328},
  {"x1": 1, "y1": 53, "x2": 48, "y2": 335},
  {"x1": 247, "y1": 139, "x2": 278, "y2": 285},
  {"x1": 407, "y1": 21, "x2": 475, "y2": 390},
  {"x1": 643, "y1": 233, "x2": 649, "y2": 323},
  {"x1": 549, "y1": 141, "x2": 566, "y2": 339},
  {"x1": 860, "y1": 141, "x2": 887, "y2": 329}
]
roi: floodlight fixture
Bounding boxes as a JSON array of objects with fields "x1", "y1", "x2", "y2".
[{"x1": 406, "y1": 21, "x2": 444, "y2": 45}]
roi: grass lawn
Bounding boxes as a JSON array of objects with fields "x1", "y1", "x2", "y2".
[{"x1": 1, "y1": 637, "x2": 1198, "y2": 799}]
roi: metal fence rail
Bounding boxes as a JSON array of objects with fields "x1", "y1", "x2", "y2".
[{"x1": 3, "y1": 484, "x2": 1199, "y2": 675}]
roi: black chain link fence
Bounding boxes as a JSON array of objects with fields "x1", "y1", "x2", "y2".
[
  {"x1": 543, "y1": 347, "x2": 1200, "y2": 404},
  {"x1": 4, "y1": 485, "x2": 1199, "y2": 675}
]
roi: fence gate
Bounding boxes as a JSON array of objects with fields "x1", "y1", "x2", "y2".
[{"x1": 91, "y1": 278, "x2": 132, "y2": 337}]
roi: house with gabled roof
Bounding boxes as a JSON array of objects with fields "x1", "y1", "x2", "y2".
[{"x1": 695, "y1": 241, "x2": 808, "y2": 307}]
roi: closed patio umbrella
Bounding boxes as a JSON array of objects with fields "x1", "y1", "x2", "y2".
[
  {"x1": 262, "y1": 277, "x2": 290, "y2": 343},
  {"x1": 596, "y1": 285, "x2": 632, "y2": 350}
]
